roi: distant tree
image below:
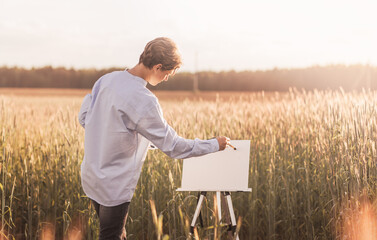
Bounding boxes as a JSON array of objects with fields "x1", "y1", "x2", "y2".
[{"x1": 0, "y1": 65, "x2": 376, "y2": 91}]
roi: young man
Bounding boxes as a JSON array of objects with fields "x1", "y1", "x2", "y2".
[{"x1": 78, "y1": 37, "x2": 228, "y2": 239}]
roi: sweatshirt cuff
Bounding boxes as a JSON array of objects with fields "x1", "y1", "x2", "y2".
[{"x1": 208, "y1": 138, "x2": 219, "y2": 152}]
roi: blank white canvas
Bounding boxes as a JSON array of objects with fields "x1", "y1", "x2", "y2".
[{"x1": 177, "y1": 140, "x2": 251, "y2": 192}]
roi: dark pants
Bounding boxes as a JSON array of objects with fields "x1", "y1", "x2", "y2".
[{"x1": 91, "y1": 199, "x2": 130, "y2": 240}]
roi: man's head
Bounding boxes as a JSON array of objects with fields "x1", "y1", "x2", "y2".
[
  {"x1": 139, "y1": 37, "x2": 182, "y2": 71},
  {"x1": 139, "y1": 37, "x2": 182, "y2": 86}
]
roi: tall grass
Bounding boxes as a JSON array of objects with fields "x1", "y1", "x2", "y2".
[{"x1": 1, "y1": 89, "x2": 377, "y2": 239}]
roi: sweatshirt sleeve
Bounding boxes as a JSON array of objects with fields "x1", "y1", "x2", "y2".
[
  {"x1": 78, "y1": 94, "x2": 92, "y2": 128},
  {"x1": 132, "y1": 102, "x2": 219, "y2": 159}
]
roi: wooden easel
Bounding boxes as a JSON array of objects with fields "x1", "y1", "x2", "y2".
[{"x1": 190, "y1": 191, "x2": 240, "y2": 240}]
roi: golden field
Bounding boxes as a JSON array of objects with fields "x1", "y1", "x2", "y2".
[{"x1": 1, "y1": 88, "x2": 377, "y2": 240}]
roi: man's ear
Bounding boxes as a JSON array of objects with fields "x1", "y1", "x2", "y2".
[{"x1": 154, "y1": 64, "x2": 162, "y2": 71}]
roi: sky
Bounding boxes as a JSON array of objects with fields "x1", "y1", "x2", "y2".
[{"x1": 0, "y1": 0, "x2": 376, "y2": 72}]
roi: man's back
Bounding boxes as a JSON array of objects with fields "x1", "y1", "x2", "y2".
[{"x1": 81, "y1": 70, "x2": 153, "y2": 206}]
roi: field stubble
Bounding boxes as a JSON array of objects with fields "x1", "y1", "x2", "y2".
[{"x1": 1, "y1": 89, "x2": 377, "y2": 239}]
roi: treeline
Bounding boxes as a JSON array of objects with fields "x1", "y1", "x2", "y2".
[
  {"x1": 0, "y1": 65, "x2": 376, "y2": 91},
  {"x1": 0, "y1": 66, "x2": 119, "y2": 89}
]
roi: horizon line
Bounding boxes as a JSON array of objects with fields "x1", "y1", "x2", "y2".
[{"x1": 0, "y1": 63, "x2": 375, "y2": 73}]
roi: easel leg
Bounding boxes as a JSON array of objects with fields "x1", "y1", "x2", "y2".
[
  {"x1": 224, "y1": 192, "x2": 240, "y2": 240},
  {"x1": 216, "y1": 191, "x2": 222, "y2": 221},
  {"x1": 190, "y1": 192, "x2": 206, "y2": 234}
]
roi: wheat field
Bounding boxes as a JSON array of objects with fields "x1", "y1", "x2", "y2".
[{"x1": 1, "y1": 89, "x2": 377, "y2": 240}]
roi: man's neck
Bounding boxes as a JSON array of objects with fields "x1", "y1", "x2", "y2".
[{"x1": 128, "y1": 64, "x2": 152, "y2": 83}]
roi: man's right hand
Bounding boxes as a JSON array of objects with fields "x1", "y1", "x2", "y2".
[{"x1": 216, "y1": 136, "x2": 229, "y2": 151}]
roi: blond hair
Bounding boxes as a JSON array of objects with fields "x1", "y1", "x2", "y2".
[{"x1": 139, "y1": 37, "x2": 182, "y2": 71}]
